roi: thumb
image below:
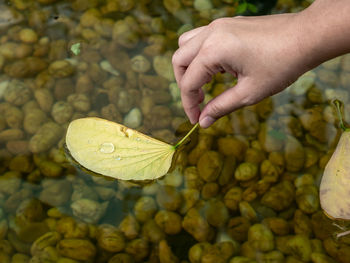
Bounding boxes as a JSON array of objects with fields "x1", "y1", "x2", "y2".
[{"x1": 199, "y1": 79, "x2": 255, "y2": 128}]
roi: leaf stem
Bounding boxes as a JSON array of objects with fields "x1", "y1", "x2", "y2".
[
  {"x1": 174, "y1": 123, "x2": 199, "y2": 149},
  {"x1": 333, "y1": 99, "x2": 347, "y2": 131}
]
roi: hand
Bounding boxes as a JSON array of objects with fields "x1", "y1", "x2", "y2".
[{"x1": 172, "y1": 13, "x2": 313, "y2": 128}]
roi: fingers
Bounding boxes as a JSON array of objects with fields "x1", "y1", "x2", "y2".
[
  {"x1": 199, "y1": 79, "x2": 256, "y2": 128},
  {"x1": 178, "y1": 26, "x2": 206, "y2": 46},
  {"x1": 172, "y1": 31, "x2": 207, "y2": 84},
  {"x1": 179, "y1": 49, "x2": 221, "y2": 124}
]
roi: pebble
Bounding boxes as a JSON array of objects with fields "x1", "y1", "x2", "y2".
[
  {"x1": 153, "y1": 53, "x2": 175, "y2": 81},
  {"x1": 123, "y1": 107, "x2": 142, "y2": 128},
  {"x1": 18, "y1": 28, "x2": 38, "y2": 44},
  {"x1": 100, "y1": 60, "x2": 120, "y2": 76},
  {"x1": 0, "y1": 5, "x2": 24, "y2": 29},
  {"x1": 288, "y1": 71, "x2": 316, "y2": 96},
  {"x1": 131, "y1": 55, "x2": 151, "y2": 73},
  {"x1": 71, "y1": 199, "x2": 108, "y2": 224},
  {"x1": 194, "y1": 0, "x2": 213, "y2": 11}
]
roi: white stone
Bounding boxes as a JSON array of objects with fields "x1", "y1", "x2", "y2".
[
  {"x1": 100, "y1": 60, "x2": 120, "y2": 76},
  {"x1": 123, "y1": 107, "x2": 142, "y2": 128},
  {"x1": 163, "y1": 167, "x2": 183, "y2": 187},
  {"x1": 194, "y1": 0, "x2": 213, "y2": 12}
]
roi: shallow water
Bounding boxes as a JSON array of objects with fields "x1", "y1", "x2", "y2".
[{"x1": 0, "y1": 0, "x2": 350, "y2": 262}]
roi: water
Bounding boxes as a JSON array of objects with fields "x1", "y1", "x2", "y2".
[
  {"x1": 0, "y1": 0, "x2": 350, "y2": 262},
  {"x1": 99, "y1": 142, "x2": 116, "y2": 154}
]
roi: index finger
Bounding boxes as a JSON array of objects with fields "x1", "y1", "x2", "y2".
[{"x1": 179, "y1": 51, "x2": 218, "y2": 123}]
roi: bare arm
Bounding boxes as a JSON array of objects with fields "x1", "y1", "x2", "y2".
[{"x1": 172, "y1": 0, "x2": 350, "y2": 128}]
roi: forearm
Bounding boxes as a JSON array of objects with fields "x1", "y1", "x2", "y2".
[{"x1": 298, "y1": 0, "x2": 350, "y2": 70}]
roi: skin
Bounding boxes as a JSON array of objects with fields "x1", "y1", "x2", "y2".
[{"x1": 172, "y1": 0, "x2": 350, "y2": 128}]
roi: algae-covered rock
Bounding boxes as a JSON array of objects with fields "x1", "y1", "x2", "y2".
[
  {"x1": 119, "y1": 214, "x2": 140, "y2": 240},
  {"x1": 156, "y1": 186, "x2": 182, "y2": 211},
  {"x1": 155, "y1": 210, "x2": 182, "y2": 235},
  {"x1": 51, "y1": 101, "x2": 74, "y2": 124},
  {"x1": 48, "y1": 60, "x2": 75, "y2": 78},
  {"x1": 235, "y1": 162, "x2": 258, "y2": 181},
  {"x1": 159, "y1": 239, "x2": 180, "y2": 263},
  {"x1": 224, "y1": 187, "x2": 243, "y2": 211},
  {"x1": 205, "y1": 199, "x2": 229, "y2": 228},
  {"x1": 38, "y1": 160, "x2": 62, "y2": 177},
  {"x1": 4, "y1": 80, "x2": 31, "y2": 106},
  {"x1": 5, "y1": 57, "x2": 47, "y2": 78},
  {"x1": 296, "y1": 185, "x2": 319, "y2": 214},
  {"x1": 217, "y1": 136, "x2": 246, "y2": 159},
  {"x1": 97, "y1": 224, "x2": 125, "y2": 252},
  {"x1": 248, "y1": 224, "x2": 274, "y2": 252},
  {"x1": 293, "y1": 210, "x2": 312, "y2": 237},
  {"x1": 16, "y1": 198, "x2": 45, "y2": 222},
  {"x1": 239, "y1": 201, "x2": 258, "y2": 222},
  {"x1": 284, "y1": 135, "x2": 305, "y2": 172},
  {"x1": 0, "y1": 171, "x2": 22, "y2": 195},
  {"x1": 286, "y1": 235, "x2": 312, "y2": 262},
  {"x1": 0, "y1": 129, "x2": 24, "y2": 142},
  {"x1": 189, "y1": 242, "x2": 212, "y2": 263},
  {"x1": 71, "y1": 199, "x2": 108, "y2": 224},
  {"x1": 56, "y1": 217, "x2": 89, "y2": 239},
  {"x1": 57, "y1": 239, "x2": 96, "y2": 261},
  {"x1": 134, "y1": 196, "x2": 157, "y2": 223},
  {"x1": 201, "y1": 182, "x2": 219, "y2": 200},
  {"x1": 39, "y1": 179, "x2": 72, "y2": 206},
  {"x1": 29, "y1": 122, "x2": 63, "y2": 153},
  {"x1": 112, "y1": 17, "x2": 139, "y2": 48},
  {"x1": 261, "y1": 181, "x2": 295, "y2": 211},
  {"x1": 24, "y1": 108, "x2": 47, "y2": 134},
  {"x1": 31, "y1": 231, "x2": 61, "y2": 257},
  {"x1": 183, "y1": 207, "x2": 212, "y2": 242},
  {"x1": 197, "y1": 151, "x2": 224, "y2": 182},
  {"x1": 263, "y1": 217, "x2": 290, "y2": 236},
  {"x1": 125, "y1": 238, "x2": 149, "y2": 262},
  {"x1": 142, "y1": 219, "x2": 165, "y2": 243}
]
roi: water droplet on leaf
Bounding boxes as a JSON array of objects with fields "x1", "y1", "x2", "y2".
[{"x1": 99, "y1": 142, "x2": 115, "y2": 153}]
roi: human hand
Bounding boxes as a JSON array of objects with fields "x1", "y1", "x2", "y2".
[{"x1": 172, "y1": 13, "x2": 314, "y2": 128}]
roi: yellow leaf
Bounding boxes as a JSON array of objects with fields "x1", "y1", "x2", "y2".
[
  {"x1": 320, "y1": 131, "x2": 350, "y2": 220},
  {"x1": 66, "y1": 117, "x2": 176, "y2": 181}
]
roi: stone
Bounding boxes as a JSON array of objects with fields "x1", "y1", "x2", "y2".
[
  {"x1": 123, "y1": 107, "x2": 142, "y2": 128},
  {"x1": 18, "y1": 28, "x2": 38, "y2": 44},
  {"x1": 153, "y1": 53, "x2": 175, "y2": 81},
  {"x1": 5, "y1": 57, "x2": 47, "y2": 78},
  {"x1": 131, "y1": 55, "x2": 151, "y2": 73},
  {"x1": 194, "y1": 0, "x2": 213, "y2": 11},
  {"x1": 71, "y1": 199, "x2": 108, "y2": 224},
  {"x1": 39, "y1": 179, "x2": 72, "y2": 206}
]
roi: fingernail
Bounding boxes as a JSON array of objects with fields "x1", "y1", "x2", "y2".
[{"x1": 199, "y1": 116, "x2": 215, "y2": 128}]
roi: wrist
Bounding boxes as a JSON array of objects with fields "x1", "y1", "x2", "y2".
[{"x1": 296, "y1": 0, "x2": 350, "y2": 71}]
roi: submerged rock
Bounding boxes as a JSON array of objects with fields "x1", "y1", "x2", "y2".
[
  {"x1": 0, "y1": 5, "x2": 24, "y2": 29},
  {"x1": 71, "y1": 199, "x2": 108, "y2": 224}
]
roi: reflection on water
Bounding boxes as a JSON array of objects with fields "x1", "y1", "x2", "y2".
[{"x1": 0, "y1": 0, "x2": 350, "y2": 262}]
